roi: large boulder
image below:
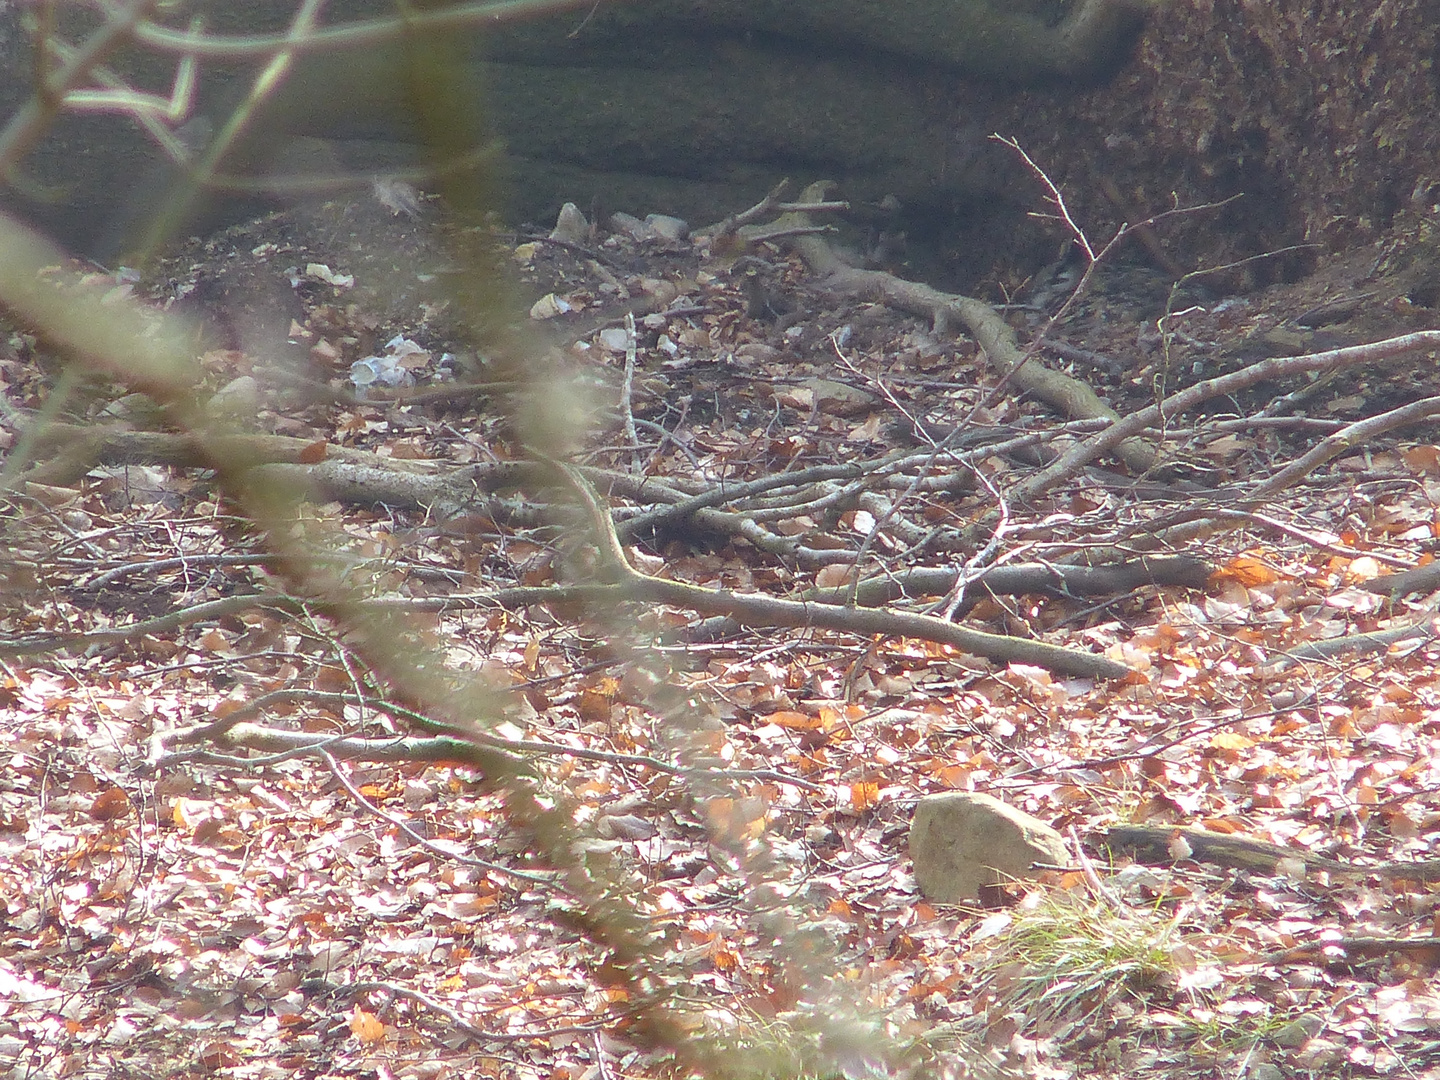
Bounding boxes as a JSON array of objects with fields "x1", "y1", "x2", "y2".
[
  {"x1": 909, "y1": 791, "x2": 1069, "y2": 902},
  {"x1": 0, "y1": 0, "x2": 1151, "y2": 260}
]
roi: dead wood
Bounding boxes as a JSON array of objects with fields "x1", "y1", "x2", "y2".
[
  {"x1": 774, "y1": 182, "x2": 1158, "y2": 475},
  {"x1": 1104, "y1": 824, "x2": 1440, "y2": 883},
  {"x1": 1270, "y1": 604, "x2": 1440, "y2": 665},
  {"x1": 1244, "y1": 394, "x2": 1440, "y2": 503},
  {"x1": 12, "y1": 416, "x2": 441, "y2": 476},
  {"x1": 0, "y1": 592, "x2": 297, "y2": 659},
  {"x1": 555, "y1": 460, "x2": 1133, "y2": 681},
  {"x1": 1360, "y1": 562, "x2": 1440, "y2": 598},
  {"x1": 1014, "y1": 330, "x2": 1440, "y2": 505},
  {"x1": 803, "y1": 555, "x2": 1211, "y2": 607},
  {"x1": 1263, "y1": 937, "x2": 1440, "y2": 968}
]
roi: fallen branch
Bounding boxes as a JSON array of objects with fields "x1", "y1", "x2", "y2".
[
  {"x1": 553, "y1": 460, "x2": 1132, "y2": 681},
  {"x1": 1012, "y1": 330, "x2": 1440, "y2": 503},
  {"x1": 1263, "y1": 937, "x2": 1440, "y2": 968},
  {"x1": 0, "y1": 592, "x2": 298, "y2": 658},
  {"x1": 1245, "y1": 394, "x2": 1440, "y2": 503},
  {"x1": 803, "y1": 555, "x2": 1210, "y2": 607},
  {"x1": 773, "y1": 182, "x2": 1157, "y2": 475},
  {"x1": 1271, "y1": 604, "x2": 1440, "y2": 665},
  {"x1": 1104, "y1": 824, "x2": 1440, "y2": 882}
]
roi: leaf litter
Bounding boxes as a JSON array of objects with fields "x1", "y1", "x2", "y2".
[{"x1": 3, "y1": 185, "x2": 1440, "y2": 1080}]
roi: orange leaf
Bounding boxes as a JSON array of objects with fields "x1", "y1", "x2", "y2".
[
  {"x1": 576, "y1": 690, "x2": 612, "y2": 725},
  {"x1": 1209, "y1": 731, "x2": 1254, "y2": 751},
  {"x1": 1401, "y1": 444, "x2": 1440, "y2": 474},
  {"x1": 710, "y1": 942, "x2": 740, "y2": 971},
  {"x1": 350, "y1": 1008, "x2": 386, "y2": 1044},
  {"x1": 296, "y1": 440, "x2": 329, "y2": 464},
  {"x1": 1197, "y1": 817, "x2": 1241, "y2": 834},
  {"x1": 762, "y1": 710, "x2": 821, "y2": 730},
  {"x1": 1208, "y1": 556, "x2": 1279, "y2": 587},
  {"x1": 171, "y1": 797, "x2": 205, "y2": 830},
  {"x1": 88, "y1": 786, "x2": 131, "y2": 822},
  {"x1": 850, "y1": 781, "x2": 880, "y2": 812}
]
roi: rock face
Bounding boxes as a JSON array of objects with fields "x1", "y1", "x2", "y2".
[
  {"x1": 909, "y1": 792, "x2": 1069, "y2": 902},
  {"x1": 0, "y1": 0, "x2": 1149, "y2": 260}
]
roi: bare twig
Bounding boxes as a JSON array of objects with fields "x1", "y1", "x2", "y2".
[
  {"x1": 550, "y1": 459, "x2": 1133, "y2": 681},
  {"x1": 1246, "y1": 395, "x2": 1440, "y2": 503},
  {"x1": 1011, "y1": 331, "x2": 1440, "y2": 503}
]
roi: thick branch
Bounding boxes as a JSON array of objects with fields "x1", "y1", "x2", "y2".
[
  {"x1": 776, "y1": 184, "x2": 1157, "y2": 474},
  {"x1": 554, "y1": 462, "x2": 1132, "y2": 681}
]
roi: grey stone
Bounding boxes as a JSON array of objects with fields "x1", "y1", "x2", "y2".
[
  {"x1": 643, "y1": 214, "x2": 689, "y2": 241},
  {"x1": 803, "y1": 378, "x2": 878, "y2": 417},
  {"x1": 909, "y1": 791, "x2": 1068, "y2": 902},
  {"x1": 550, "y1": 202, "x2": 590, "y2": 244},
  {"x1": 610, "y1": 213, "x2": 659, "y2": 242},
  {"x1": 206, "y1": 375, "x2": 260, "y2": 417}
]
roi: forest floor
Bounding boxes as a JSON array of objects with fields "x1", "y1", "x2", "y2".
[{"x1": 5, "y1": 178, "x2": 1440, "y2": 1080}]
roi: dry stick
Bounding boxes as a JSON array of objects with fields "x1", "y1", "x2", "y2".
[
  {"x1": 552, "y1": 461, "x2": 1131, "y2": 681},
  {"x1": 136, "y1": 0, "x2": 602, "y2": 58},
  {"x1": 1142, "y1": 396, "x2": 1440, "y2": 553},
  {"x1": 1246, "y1": 394, "x2": 1440, "y2": 503},
  {"x1": 1199, "y1": 508, "x2": 1415, "y2": 568},
  {"x1": 163, "y1": 720, "x2": 533, "y2": 788},
  {"x1": 133, "y1": 0, "x2": 327, "y2": 256},
  {"x1": 1010, "y1": 331, "x2": 1440, "y2": 504},
  {"x1": 1272, "y1": 602, "x2": 1440, "y2": 665},
  {"x1": 699, "y1": 178, "x2": 850, "y2": 249},
  {"x1": 161, "y1": 687, "x2": 823, "y2": 791},
  {"x1": 385, "y1": 700, "x2": 826, "y2": 791},
  {"x1": 0, "y1": 592, "x2": 297, "y2": 659},
  {"x1": 87, "y1": 551, "x2": 273, "y2": 589},
  {"x1": 774, "y1": 183, "x2": 1157, "y2": 475},
  {"x1": 619, "y1": 310, "x2": 639, "y2": 449},
  {"x1": 325, "y1": 980, "x2": 614, "y2": 1047}
]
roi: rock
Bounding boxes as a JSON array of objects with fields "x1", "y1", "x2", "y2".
[
  {"x1": 205, "y1": 376, "x2": 261, "y2": 418},
  {"x1": 908, "y1": 792, "x2": 1068, "y2": 902},
  {"x1": 644, "y1": 214, "x2": 689, "y2": 241},
  {"x1": 803, "y1": 378, "x2": 878, "y2": 417},
  {"x1": 610, "y1": 213, "x2": 659, "y2": 242},
  {"x1": 550, "y1": 202, "x2": 590, "y2": 244},
  {"x1": 98, "y1": 393, "x2": 165, "y2": 427},
  {"x1": 529, "y1": 293, "x2": 573, "y2": 320},
  {"x1": 0, "y1": 0, "x2": 1156, "y2": 275}
]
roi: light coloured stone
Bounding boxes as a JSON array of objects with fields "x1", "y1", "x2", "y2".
[
  {"x1": 644, "y1": 213, "x2": 689, "y2": 241},
  {"x1": 550, "y1": 202, "x2": 590, "y2": 244},
  {"x1": 206, "y1": 376, "x2": 260, "y2": 417},
  {"x1": 909, "y1": 791, "x2": 1068, "y2": 902}
]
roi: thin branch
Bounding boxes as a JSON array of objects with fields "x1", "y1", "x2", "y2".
[
  {"x1": 549, "y1": 459, "x2": 1133, "y2": 681},
  {"x1": 1011, "y1": 331, "x2": 1440, "y2": 503},
  {"x1": 320, "y1": 749, "x2": 557, "y2": 884}
]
